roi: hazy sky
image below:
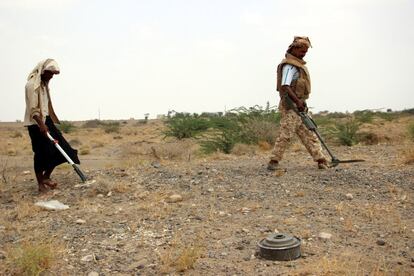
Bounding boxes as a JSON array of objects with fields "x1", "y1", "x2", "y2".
[{"x1": 0, "y1": 0, "x2": 413, "y2": 121}]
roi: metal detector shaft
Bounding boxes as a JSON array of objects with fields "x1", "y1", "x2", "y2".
[
  {"x1": 46, "y1": 132, "x2": 87, "y2": 182},
  {"x1": 297, "y1": 112, "x2": 365, "y2": 166}
]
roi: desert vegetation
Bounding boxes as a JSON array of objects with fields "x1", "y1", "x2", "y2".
[{"x1": 0, "y1": 107, "x2": 413, "y2": 275}]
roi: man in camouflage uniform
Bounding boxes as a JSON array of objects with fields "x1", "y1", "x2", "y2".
[{"x1": 268, "y1": 36, "x2": 329, "y2": 170}]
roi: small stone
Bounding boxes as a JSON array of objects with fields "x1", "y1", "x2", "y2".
[
  {"x1": 107, "y1": 191, "x2": 112, "y2": 197},
  {"x1": 242, "y1": 228, "x2": 250, "y2": 233},
  {"x1": 345, "y1": 193, "x2": 353, "y2": 200},
  {"x1": 151, "y1": 161, "x2": 161, "y2": 168},
  {"x1": 241, "y1": 207, "x2": 250, "y2": 214},
  {"x1": 0, "y1": 250, "x2": 6, "y2": 259},
  {"x1": 76, "y1": 219, "x2": 86, "y2": 224},
  {"x1": 207, "y1": 188, "x2": 214, "y2": 192},
  {"x1": 218, "y1": 211, "x2": 226, "y2": 217},
  {"x1": 35, "y1": 200, "x2": 69, "y2": 210},
  {"x1": 97, "y1": 194, "x2": 104, "y2": 198},
  {"x1": 376, "y1": 239, "x2": 386, "y2": 246},
  {"x1": 221, "y1": 252, "x2": 228, "y2": 256},
  {"x1": 339, "y1": 217, "x2": 344, "y2": 221},
  {"x1": 318, "y1": 232, "x2": 332, "y2": 240},
  {"x1": 87, "y1": 272, "x2": 99, "y2": 276},
  {"x1": 22, "y1": 170, "x2": 31, "y2": 175},
  {"x1": 166, "y1": 194, "x2": 183, "y2": 203},
  {"x1": 81, "y1": 255, "x2": 94, "y2": 262}
]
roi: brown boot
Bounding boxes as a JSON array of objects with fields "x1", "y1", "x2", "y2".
[
  {"x1": 317, "y1": 159, "x2": 329, "y2": 169},
  {"x1": 267, "y1": 160, "x2": 279, "y2": 171}
]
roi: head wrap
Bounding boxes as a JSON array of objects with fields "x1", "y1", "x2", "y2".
[
  {"x1": 27, "y1": 59, "x2": 60, "y2": 92},
  {"x1": 287, "y1": 36, "x2": 312, "y2": 52}
]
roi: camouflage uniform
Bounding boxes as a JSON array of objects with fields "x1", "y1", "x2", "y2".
[{"x1": 270, "y1": 108, "x2": 326, "y2": 162}]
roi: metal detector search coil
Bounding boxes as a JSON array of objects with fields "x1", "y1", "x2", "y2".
[{"x1": 258, "y1": 233, "x2": 301, "y2": 261}]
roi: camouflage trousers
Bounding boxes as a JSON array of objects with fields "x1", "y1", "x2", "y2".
[{"x1": 270, "y1": 109, "x2": 327, "y2": 162}]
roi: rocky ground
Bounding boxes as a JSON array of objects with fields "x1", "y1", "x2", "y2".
[{"x1": 0, "y1": 120, "x2": 413, "y2": 275}]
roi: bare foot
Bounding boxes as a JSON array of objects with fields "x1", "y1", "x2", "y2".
[
  {"x1": 43, "y1": 179, "x2": 58, "y2": 189},
  {"x1": 38, "y1": 184, "x2": 49, "y2": 193}
]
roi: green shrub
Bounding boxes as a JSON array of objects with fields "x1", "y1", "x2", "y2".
[
  {"x1": 325, "y1": 112, "x2": 348, "y2": 119},
  {"x1": 82, "y1": 119, "x2": 101, "y2": 128},
  {"x1": 164, "y1": 105, "x2": 281, "y2": 153},
  {"x1": 9, "y1": 241, "x2": 54, "y2": 276},
  {"x1": 354, "y1": 110, "x2": 374, "y2": 124},
  {"x1": 57, "y1": 121, "x2": 75, "y2": 133},
  {"x1": 200, "y1": 105, "x2": 280, "y2": 154},
  {"x1": 241, "y1": 119, "x2": 279, "y2": 145},
  {"x1": 402, "y1": 108, "x2": 414, "y2": 115},
  {"x1": 163, "y1": 114, "x2": 210, "y2": 140},
  {"x1": 200, "y1": 129, "x2": 241, "y2": 154},
  {"x1": 330, "y1": 118, "x2": 361, "y2": 146},
  {"x1": 313, "y1": 115, "x2": 334, "y2": 127},
  {"x1": 101, "y1": 122, "x2": 120, "y2": 133},
  {"x1": 374, "y1": 112, "x2": 397, "y2": 122}
]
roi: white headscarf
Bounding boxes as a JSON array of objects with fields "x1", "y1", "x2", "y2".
[{"x1": 27, "y1": 59, "x2": 60, "y2": 92}]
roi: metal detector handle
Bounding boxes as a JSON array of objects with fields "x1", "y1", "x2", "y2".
[
  {"x1": 46, "y1": 132, "x2": 75, "y2": 165},
  {"x1": 46, "y1": 132, "x2": 87, "y2": 182}
]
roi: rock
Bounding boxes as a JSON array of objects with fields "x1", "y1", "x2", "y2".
[
  {"x1": 76, "y1": 219, "x2": 86, "y2": 224},
  {"x1": 128, "y1": 259, "x2": 147, "y2": 270},
  {"x1": 376, "y1": 239, "x2": 386, "y2": 246},
  {"x1": 87, "y1": 272, "x2": 99, "y2": 276},
  {"x1": 22, "y1": 170, "x2": 31, "y2": 175},
  {"x1": 345, "y1": 193, "x2": 354, "y2": 200},
  {"x1": 35, "y1": 200, "x2": 69, "y2": 210},
  {"x1": 241, "y1": 207, "x2": 251, "y2": 214},
  {"x1": 218, "y1": 211, "x2": 226, "y2": 217},
  {"x1": 166, "y1": 194, "x2": 183, "y2": 203},
  {"x1": 151, "y1": 161, "x2": 161, "y2": 168},
  {"x1": 318, "y1": 232, "x2": 332, "y2": 240},
  {"x1": 207, "y1": 188, "x2": 214, "y2": 192},
  {"x1": 81, "y1": 255, "x2": 94, "y2": 262},
  {"x1": 0, "y1": 250, "x2": 6, "y2": 259},
  {"x1": 97, "y1": 194, "x2": 104, "y2": 198}
]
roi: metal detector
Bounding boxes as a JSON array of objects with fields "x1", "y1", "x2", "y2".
[
  {"x1": 298, "y1": 111, "x2": 365, "y2": 167},
  {"x1": 46, "y1": 132, "x2": 87, "y2": 182}
]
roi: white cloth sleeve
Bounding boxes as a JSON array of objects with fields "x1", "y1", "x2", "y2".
[{"x1": 281, "y1": 64, "x2": 298, "y2": 86}]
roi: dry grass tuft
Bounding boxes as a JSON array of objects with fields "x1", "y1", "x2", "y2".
[
  {"x1": 5, "y1": 240, "x2": 63, "y2": 276},
  {"x1": 6, "y1": 147, "x2": 17, "y2": 156},
  {"x1": 231, "y1": 143, "x2": 256, "y2": 156},
  {"x1": 112, "y1": 181, "x2": 130, "y2": 193},
  {"x1": 402, "y1": 147, "x2": 414, "y2": 165},
  {"x1": 79, "y1": 145, "x2": 90, "y2": 155},
  {"x1": 292, "y1": 253, "x2": 395, "y2": 276},
  {"x1": 258, "y1": 140, "x2": 272, "y2": 151},
  {"x1": 160, "y1": 234, "x2": 204, "y2": 273},
  {"x1": 16, "y1": 201, "x2": 40, "y2": 220}
]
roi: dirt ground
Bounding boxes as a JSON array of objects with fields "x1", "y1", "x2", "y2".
[{"x1": 0, "y1": 118, "x2": 413, "y2": 275}]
